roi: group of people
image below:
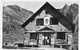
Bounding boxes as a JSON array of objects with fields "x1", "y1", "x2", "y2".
[{"x1": 42, "y1": 36, "x2": 50, "y2": 45}]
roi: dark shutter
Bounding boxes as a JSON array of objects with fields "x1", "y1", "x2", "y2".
[
  {"x1": 50, "y1": 18, "x2": 58, "y2": 25},
  {"x1": 57, "y1": 32, "x2": 65, "y2": 39},
  {"x1": 36, "y1": 18, "x2": 44, "y2": 26},
  {"x1": 30, "y1": 33, "x2": 37, "y2": 40}
]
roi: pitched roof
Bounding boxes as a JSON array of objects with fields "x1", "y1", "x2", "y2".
[
  {"x1": 21, "y1": 2, "x2": 74, "y2": 28},
  {"x1": 38, "y1": 27, "x2": 54, "y2": 31}
]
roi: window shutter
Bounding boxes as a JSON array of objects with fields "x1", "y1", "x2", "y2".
[
  {"x1": 36, "y1": 18, "x2": 44, "y2": 26},
  {"x1": 50, "y1": 18, "x2": 58, "y2": 25},
  {"x1": 57, "y1": 32, "x2": 65, "y2": 39},
  {"x1": 30, "y1": 33, "x2": 37, "y2": 40}
]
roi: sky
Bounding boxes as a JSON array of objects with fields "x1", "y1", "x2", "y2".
[{"x1": 3, "y1": 0, "x2": 78, "y2": 13}]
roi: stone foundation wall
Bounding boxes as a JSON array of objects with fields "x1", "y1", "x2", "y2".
[
  {"x1": 24, "y1": 33, "x2": 37, "y2": 45},
  {"x1": 24, "y1": 33, "x2": 30, "y2": 45},
  {"x1": 39, "y1": 34, "x2": 43, "y2": 45},
  {"x1": 51, "y1": 33, "x2": 57, "y2": 45}
]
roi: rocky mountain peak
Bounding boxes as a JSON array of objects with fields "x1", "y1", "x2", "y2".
[
  {"x1": 59, "y1": 3, "x2": 78, "y2": 22},
  {"x1": 63, "y1": 4, "x2": 70, "y2": 10}
]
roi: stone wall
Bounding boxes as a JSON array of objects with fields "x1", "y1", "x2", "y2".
[
  {"x1": 51, "y1": 33, "x2": 57, "y2": 45},
  {"x1": 24, "y1": 33, "x2": 30, "y2": 45},
  {"x1": 24, "y1": 33, "x2": 37, "y2": 45},
  {"x1": 39, "y1": 33, "x2": 43, "y2": 45}
]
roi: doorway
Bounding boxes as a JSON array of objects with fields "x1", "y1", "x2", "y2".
[{"x1": 43, "y1": 33, "x2": 50, "y2": 45}]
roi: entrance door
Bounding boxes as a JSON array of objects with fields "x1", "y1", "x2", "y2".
[{"x1": 43, "y1": 33, "x2": 50, "y2": 45}]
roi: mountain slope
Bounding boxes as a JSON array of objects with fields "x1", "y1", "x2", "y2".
[
  {"x1": 59, "y1": 3, "x2": 78, "y2": 50},
  {"x1": 3, "y1": 5, "x2": 33, "y2": 43},
  {"x1": 59, "y1": 3, "x2": 78, "y2": 22}
]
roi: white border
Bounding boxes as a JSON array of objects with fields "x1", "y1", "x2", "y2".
[
  {"x1": 3, "y1": 0, "x2": 79, "y2": 2},
  {"x1": 0, "y1": 0, "x2": 2, "y2": 50}
]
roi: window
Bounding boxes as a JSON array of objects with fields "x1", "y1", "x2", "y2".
[
  {"x1": 57, "y1": 32, "x2": 65, "y2": 39},
  {"x1": 50, "y1": 18, "x2": 58, "y2": 25},
  {"x1": 30, "y1": 33, "x2": 37, "y2": 40},
  {"x1": 44, "y1": 17, "x2": 50, "y2": 25},
  {"x1": 36, "y1": 18, "x2": 44, "y2": 26},
  {"x1": 45, "y1": 19, "x2": 48, "y2": 24}
]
